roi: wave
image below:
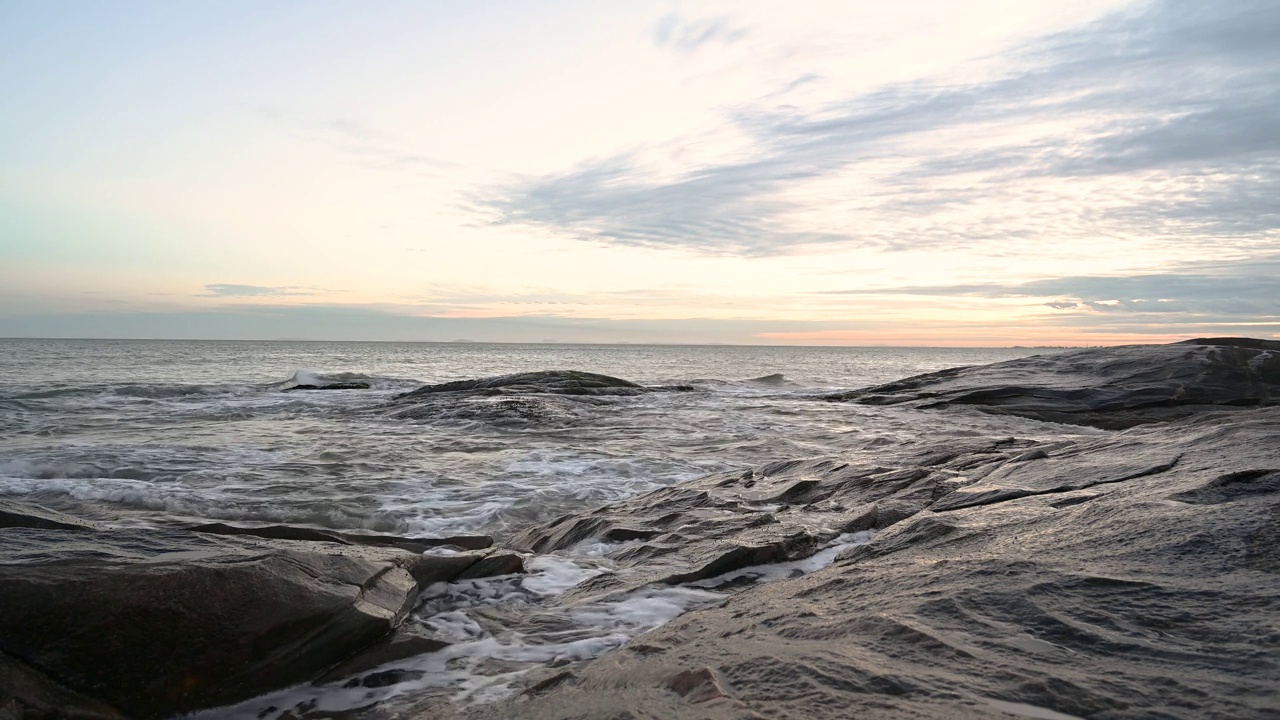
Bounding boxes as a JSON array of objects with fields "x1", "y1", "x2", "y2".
[
  {"x1": 742, "y1": 373, "x2": 801, "y2": 387},
  {"x1": 274, "y1": 370, "x2": 420, "y2": 392},
  {"x1": 3, "y1": 371, "x2": 420, "y2": 404}
]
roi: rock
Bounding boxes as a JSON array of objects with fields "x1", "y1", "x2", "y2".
[
  {"x1": 829, "y1": 338, "x2": 1280, "y2": 429},
  {"x1": 666, "y1": 667, "x2": 733, "y2": 704},
  {"x1": 475, "y1": 407, "x2": 1280, "y2": 720},
  {"x1": 0, "y1": 652, "x2": 126, "y2": 720},
  {"x1": 282, "y1": 382, "x2": 371, "y2": 391},
  {"x1": 342, "y1": 668, "x2": 425, "y2": 688},
  {"x1": 0, "y1": 519, "x2": 486, "y2": 719},
  {"x1": 317, "y1": 624, "x2": 452, "y2": 683},
  {"x1": 188, "y1": 521, "x2": 493, "y2": 552},
  {"x1": 394, "y1": 371, "x2": 648, "y2": 399},
  {"x1": 510, "y1": 439, "x2": 1047, "y2": 595},
  {"x1": 384, "y1": 370, "x2": 694, "y2": 425},
  {"x1": 0, "y1": 499, "x2": 99, "y2": 531},
  {"x1": 520, "y1": 670, "x2": 576, "y2": 698},
  {"x1": 457, "y1": 552, "x2": 525, "y2": 580}
]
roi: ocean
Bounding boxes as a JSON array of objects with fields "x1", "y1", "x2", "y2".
[{"x1": 0, "y1": 339, "x2": 1079, "y2": 716}]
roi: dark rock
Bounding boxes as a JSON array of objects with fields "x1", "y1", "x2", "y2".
[
  {"x1": 0, "y1": 499, "x2": 99, "y2": 532},
  {"x1": 401, "y1": 552, "x2": 494, "y2": 587},
  {"x1": 659, "y1": 533, "x2": 818, "y2": 585},
  {"x1": 828, "y1": 338, "x2": 1280, "y2": 429},
  {"x1": 0, "y1": 521, "x2": 480, "y2": 719},
  {"x1": 394, "y1": 370, "x2": 646, "y2": 399},
  {"x1": 341, "y1": 668, "x2": 425, "y2": 689},
  {"x1": 457, "y1": 552, "x2": 525, "y2": 580},
  {"x1": 666, "y1": 667, "x2": 733, "y2": 704},
  {"x1": 384, "y1": 370, "x2": 694, "y2": 425},
  {"x1": 317, "y1": 624, "x2": 452, "y2": 684},
  {"x1": 0, "y1": 651, "x2": 126, "y2": 720},
  {"x1": 602, "y1": 527, "x2": 662, "y2": 542},
  {"x1": 188, "y1": 521, "x2": 493, "y2": 552},
  {"x1": 520, "y1": 670, "x2": 576, "y2": 698},
  {"x1": 283, "y1": 382, "x2": 371, "y2": 391}
]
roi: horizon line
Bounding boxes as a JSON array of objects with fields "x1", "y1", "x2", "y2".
[{"x1": 0, "y1": 335, "x2": 1154, "y2": 349}]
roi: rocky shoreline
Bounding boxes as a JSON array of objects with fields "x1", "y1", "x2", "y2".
[{"x1": 3, "y1": 338, "x2": 1279, "y2": 719}]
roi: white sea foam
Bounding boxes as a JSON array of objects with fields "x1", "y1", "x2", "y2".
[
  {"x1": 521, "y1": 555, "x2": 604, "y2": 595},
  {"x1": 201, "y1": 530, "x2": 878, "y2": 719}
]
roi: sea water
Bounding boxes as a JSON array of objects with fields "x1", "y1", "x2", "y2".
[{"x1": 0, "y1": 339, "x2": 1069, "y2": 716}]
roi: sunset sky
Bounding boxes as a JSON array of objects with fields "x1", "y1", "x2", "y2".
[{"x1": 2, "y1": 0, "x2": 1277, "y2": 345}]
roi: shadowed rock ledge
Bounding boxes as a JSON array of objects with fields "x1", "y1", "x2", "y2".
[{"x1": 0, "y1": 515, "x2": 521, "y2": 719}]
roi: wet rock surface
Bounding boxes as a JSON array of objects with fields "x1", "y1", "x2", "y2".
[
  {"x1": 0, "y1": 506, "x2": 522, "y2": 719},
  {"x1": 443, "y1": 341, "x2": 1280, "y2": 720},
  {"x1": 473, "y1": 406, "x2": 1280, "y2": 720},
  {"x1": 511, "y1": 437, "x2": 1052, "y2": 596},
  {"x1": 828, "y1": 337, "x2": 1280, "y2": 429}
]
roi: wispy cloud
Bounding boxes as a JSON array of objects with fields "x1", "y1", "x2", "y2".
[
  {"x1": 479, "y1": 0, "x2": 1280, "y2": 255},
  {"x1": 819, "y1": 254, "x2": 1280, "y2": 326},
  {"x1": 653, "y1": 14, "x2": 749, "y2": 53},
  {"x1": 201, "y1": 284, "x2": 315, "y2": 298}
]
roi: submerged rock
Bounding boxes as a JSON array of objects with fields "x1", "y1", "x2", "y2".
[
  {"x1": 0, "y1": 499, "x2": 100, "y2": 532},
  {"x1": 829, "y1": 337, "x2": 1280, "y2": 429},
  {"x1": 282, "y1": 382, "x2": 371, "y2": 391},
  {"x1": 479, "y1": 406, "x2": 1280, "y2": 720}
]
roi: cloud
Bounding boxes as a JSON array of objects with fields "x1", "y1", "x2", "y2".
[
  {"x1": 818, "y1": 254, "x2": 1280, "y2": 322},
  {"x1": 479, "y1": 1, "x2": 1280, "y2": 255},
  {"x1": 201, "y1": 284, "x2": 315, "y2": 297},
  {"x1": 653, "y1": 14, "x2": 749, "y2": 53}
]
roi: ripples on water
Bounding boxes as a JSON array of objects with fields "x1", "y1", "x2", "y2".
[{"x1": 0, "y1": 339, "x2": 1052, "y2": 535}]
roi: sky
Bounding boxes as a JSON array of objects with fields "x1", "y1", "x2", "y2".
[{"x1": 1, "y1": 0, "x2": 1277, "y2": 346}]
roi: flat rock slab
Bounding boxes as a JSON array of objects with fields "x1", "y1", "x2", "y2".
[{"x1": 831, "y1": 338, "x2": 1280, "y2": 429}]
